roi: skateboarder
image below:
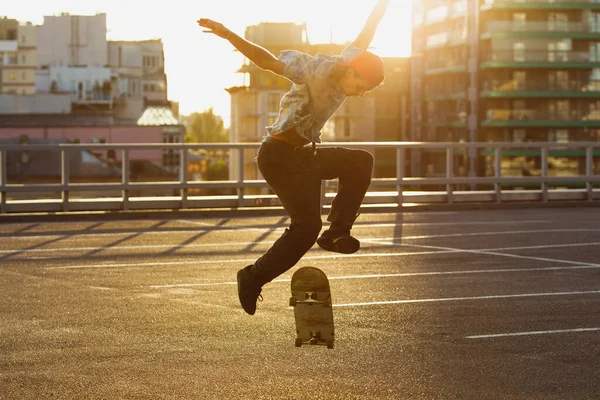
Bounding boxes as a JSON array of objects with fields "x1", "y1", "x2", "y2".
[{"x1": 198, "y1": 0, "x2": 390, "y2": 315}]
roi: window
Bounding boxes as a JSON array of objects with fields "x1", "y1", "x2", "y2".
[
  {"x1": 8, "y1": 72, "x2": 17, "y2": 81},
  {"x1": 426, "y1": 5, "x2": 448, "y2": 25},
  {"x1": 549, "y1": 100, "x2": 570, "y2": 120},
  {"x1": 267, "y1": 92, "x2": 281, "y2": 113},
  {"x1": 513, "y1": 42, "x2": 525, "y2": 62},
  {"x1": 513, "y1": 129, "x2": 526, "y2": 142},
  {"x1": 549, "y1": 70, "x2": 569, "y2": 90},
  {"x1": 548, "y1": 12, "x2": 569, "y2": 32},
  {"x1": 513, "y1": 71, "x2": 526, "y2": 90},
  {"x1": 513, "y1": 13, "x2": 526, "y2": 31}
]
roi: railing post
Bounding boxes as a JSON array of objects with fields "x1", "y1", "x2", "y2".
[
  {"x1": 122, "y1": 149, "x2": 130, "y2": 211},
  {"x1": 541, "y1": 147, "x2": 549, "y2": 203},
  {"x1": 0, "y1": 149, "x2": 6, "y2": 214},
  {"x1": 180, "y1": 147, "x2": 188, "y2": 208},
  {"x1": 61, "y1": 147, "x2": 70, "y2": 212},
  {"x1": 321, "y1": 181, "x2": 327, "y2": 216},
  {"x1": 446, "y1": 147, "x2": 454, "y2": 204},
  {"x1": 396, "y1": 147, "x2": 405, "y2": 208},
  {"x1": 495, "y1": 147, "x2": 502, "y2": 203},
  {"x1": 586, "y1": 146, "x2": 594, "y2": 202},
  {"x1": 237, "y1": 148, "x2": 244, "y2": 207}
]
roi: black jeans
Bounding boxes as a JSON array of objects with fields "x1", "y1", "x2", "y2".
[{"x1": 249, "y1": 137, "x2": 373, "y2": 286}]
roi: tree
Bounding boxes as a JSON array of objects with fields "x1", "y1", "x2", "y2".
[{"x1": 186, "y1": 108, "x2": 229, "y2": 143}]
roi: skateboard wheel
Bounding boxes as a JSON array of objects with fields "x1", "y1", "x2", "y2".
[
  {"x1": 295, "y1": 338, "x2": 303, "y2": 347},
  {"x1": 327, "y1": 340, "x2": 334, "y2": 349},
  {"x1": 289, "y1": 297, "x2": 297, "y2": 307}
]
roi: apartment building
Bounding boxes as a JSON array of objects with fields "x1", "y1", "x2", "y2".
[
  {"x1": 37, "y1": 13, "x2": 107, "y2": 67},
  {"x1": 108, "y1": 40, "x2": 169, "y2": 120},
  {"x1": 0, "y1": 17, "x2": 37, "y2": 95},
  {"x1": 411, "y1": 0, "x2": 600, "y2": 182}
]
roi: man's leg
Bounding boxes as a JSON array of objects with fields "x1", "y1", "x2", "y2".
[
  {"x1": 237, "y1": 141, "x2": 322, "y2": 314},
  {"x1": 315, "y1": 146, "x2": 373, "y2": 254}
]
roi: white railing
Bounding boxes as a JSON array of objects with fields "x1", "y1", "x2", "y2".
[{"x1": 1, "y1": 141, "x2": 600, "y2": 214}]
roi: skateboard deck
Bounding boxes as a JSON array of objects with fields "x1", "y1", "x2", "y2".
[{"x1": 290, "y1": 266, "x2": 334, "y2": 349}]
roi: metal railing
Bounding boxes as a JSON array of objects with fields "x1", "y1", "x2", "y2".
[
  {"x1": 483, "y1": 79, "x2": 600, "y2": 93},
  {"x1": 484, "y1": 51, "x2": 598, "y2": 64},
  {"x1": 1, "y1": 141, "x2": 600, "y2": 214},
  {"x1": 485, "y1": 109, "x2": 600, "y2": 121},
  {"x1": 483, "y1": 0, "x2": 600, "y2": 7},
  {"x1": 486, "y1": 21, "x2": 600, "y2": 34}
]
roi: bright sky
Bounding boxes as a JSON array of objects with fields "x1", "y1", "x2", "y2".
[{"x1": 4, "y1": 0, "x2": 413, "y2": 126}]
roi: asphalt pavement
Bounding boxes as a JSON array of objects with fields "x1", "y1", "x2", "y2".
[{"x1": 1, "y1": 207, "x2": 600, "y2": 399}]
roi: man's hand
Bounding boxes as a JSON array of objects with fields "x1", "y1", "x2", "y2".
[{"x1": 197, "y1": 18, "x2": 231, "y2": 40}]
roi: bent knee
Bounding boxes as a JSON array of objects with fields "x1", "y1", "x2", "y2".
[
  {"x1": 355, "y1": 150, "x2": 374, "y2": 170},
  {"x1": 292, "y1": 218, "x2": 322, "y2": 243}
]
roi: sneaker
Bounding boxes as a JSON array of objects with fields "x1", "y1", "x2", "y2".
[
  {"x1": 317, "y1": 230, "x2": 360, "y2": 254},
  {"x1": 237, "y1": 266, "x2": 263, "y2": 315}
]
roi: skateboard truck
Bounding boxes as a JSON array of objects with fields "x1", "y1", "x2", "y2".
[{"x1": 294, "y1": 331, "x2": 334, "y2": 349}]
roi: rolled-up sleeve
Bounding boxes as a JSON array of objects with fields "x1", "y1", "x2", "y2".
[{"x1": 278, "y1": 50, "x2": 315, "y2": 84}]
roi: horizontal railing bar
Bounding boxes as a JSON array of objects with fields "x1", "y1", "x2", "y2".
[
  {"x1": 3, "y1": 176, "x2": 599, "y2": 193},
  {"x1": 0, "y1": 141, "x2": 599, "y2": 151}
]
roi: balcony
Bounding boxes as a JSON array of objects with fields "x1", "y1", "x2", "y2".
[
  {"x1": 425, "y1": 113, "x2": 468, "y2": 128},
  {"x1": 481, "y1": 51, "x2": 600, "y2": 68},
  {"x1": 424, "y1": 91, "x2": 468, "y2": 101},
  {"x1": 0, "y1": 40, "x2": 18, "y2": 52},
  {"x1": 483, "y1": 21, "x2": 600, "y2": 39},
  {"x1": 482, "y1": 0, "x2": 600, "y2": 10},
  {"x1": 481, "y1": 79, "x2": 600, "y2": 98},
  {"x1": 483, "y1": 108, "x2": 600, "y2": 127},
  {"x1": 424, "y1": 59, "x2": 467, "y2": 75}
]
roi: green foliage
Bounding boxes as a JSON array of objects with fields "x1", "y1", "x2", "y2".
[{"x1": 186, "y1": 108, "x2": 229, "y2": 143}]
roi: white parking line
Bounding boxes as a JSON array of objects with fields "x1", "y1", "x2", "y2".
[
  {"x1": 150, "y1": 264, "x2": 600, "y2": 289},
  {"x1": 46, "y1": 250, "x2": 451, "y2": 270},
  {"x1": 7, "y1": 229, "x2": 600, "y2": 257},
  {"x1": 466, "y1": 327, "x2": 600, "y2": 339},
  {"x1": 334, "y1": 290, "x2": 600, "y2": 308},
  {"x1": 46, "y1": 239, "x2": 600, "y2": 270},
  {"x1": 395, "y1": 243, "x2": 600, "y2": 268},
  {"x1": 0, "y1": 219, "x2": 552, "y2": 240}
]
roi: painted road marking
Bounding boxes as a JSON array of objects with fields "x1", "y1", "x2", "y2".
[
  {"x1": 4, "y1": 228, "x2": 599, "y2": 256},
  {"x1": 466, "y1": 327, "x2": 600, "y2": 339},
  {"x1": 0, "y1": 219, "x2": 553, "y2": 240},
  {"x1": 334, "y1": 290, "x2": 600, "y2": 308},
  {"x1": 149, "y1": 264, "x2": 600, "y2": 289},
  {"x1": 45, "y1": 239, "x2": 600, "y2": 270}
]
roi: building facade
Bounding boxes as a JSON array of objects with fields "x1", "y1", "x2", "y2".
[
  {"x1": 0, "y1": 18, "x2": 37, "y2": 95},
  {"x1": 411, "y1": 0, "x2": 600, "y2": 181},
  {"x1": 36, "y1": 13, "x2": 107, "y2": 67},
  {"x1": 108, "y1": 40, "x2": 169, "y2": 120}
]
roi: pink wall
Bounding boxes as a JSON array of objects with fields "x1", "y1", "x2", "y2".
[{"x1": 0, "y1": 126, "x2": 165, "y2": 163}]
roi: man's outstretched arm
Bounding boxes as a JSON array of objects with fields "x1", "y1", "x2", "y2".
[
  {"x1": 198, "y1": 18, "x2": 285, "y2": 75},
  {"x1": 351, "y1": 0, "x2": 391, "y2": 50}
]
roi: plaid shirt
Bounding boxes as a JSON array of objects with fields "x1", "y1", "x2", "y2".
[{"x1": 266, "y1": 45, "x2": 363, "y2": 143}]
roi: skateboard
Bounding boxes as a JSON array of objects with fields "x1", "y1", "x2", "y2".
[{"x1": 289, "y1": 266, "x2": 334, "y2": 349}]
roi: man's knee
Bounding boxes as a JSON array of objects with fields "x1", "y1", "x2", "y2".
[
  {"x1": 291, "y1": 218, "x2": 322, "y2": 246},
  {"x1": 356, "y1": 150, "x2": 374, "y2": 171}
]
